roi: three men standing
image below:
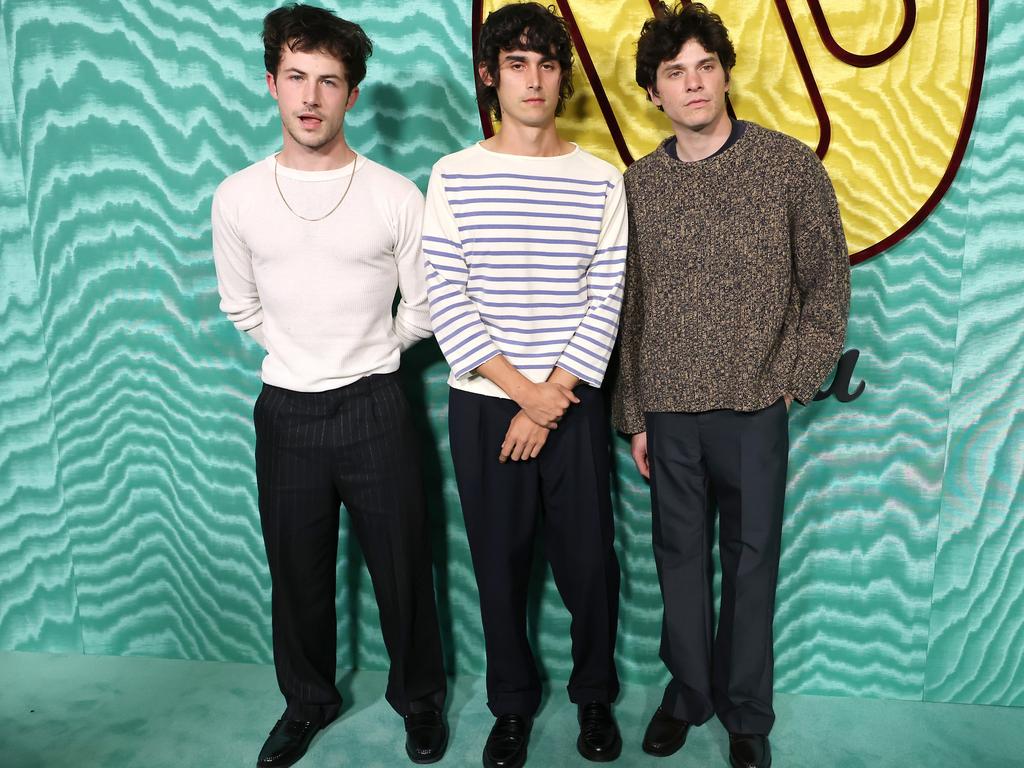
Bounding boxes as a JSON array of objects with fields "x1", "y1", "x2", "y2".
[
  {"x1": 212, "y1": 5, "x2": 447, "y2": 767},
  {"x1": 213, "y1": 2, "x2": 849, "y2": 768},
  {"x1": 613, "y1": 4, "x2": 850, "y2": 768},
  {"x1": 423, "y1": 4, "x2": 627, "y2": 767}
]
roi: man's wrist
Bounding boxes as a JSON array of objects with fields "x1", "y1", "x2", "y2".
[{"x1": 509, "y1": 379, "x2": 536, "y2": 408}]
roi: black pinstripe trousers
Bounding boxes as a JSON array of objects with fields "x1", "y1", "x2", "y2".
[
  {"x1": 448, "y1": 385, "x2": 620, "y2": 717},
  {"x1": 254, "y1": 373, "x2": 446, "y2": 724}
]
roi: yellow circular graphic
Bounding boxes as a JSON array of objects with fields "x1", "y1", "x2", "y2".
[{"x1": 476, "y1": 1, "x2": 986, "y2": 263}]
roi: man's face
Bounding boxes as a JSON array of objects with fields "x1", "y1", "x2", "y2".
[
  {"x1": 266, "y1": 46, "x2": 358, "y2": 155},
  {"x1": 481, "y1": 48, "x2": 563, "y2": 129},
  {"x1": 649, "y1": 39, "x2": 729, "y2": 133}
]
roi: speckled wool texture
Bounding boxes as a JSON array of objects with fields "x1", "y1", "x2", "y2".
[{"x1": 613, "y1": 123, "x2": 851, "y2": 434}]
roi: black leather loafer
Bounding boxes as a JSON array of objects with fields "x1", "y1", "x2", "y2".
[
  {"x1": 577, "y1": 702, "x2": 622, "y2": 762},
  {"x1": 256, "y1": 718, "x2": 321, "y2": 767},
  {"x1": 641, "y1": 707, "x2": 690, "y2": 757},
  {"x1": 729, "y1": 733, "x2": 771, "y2": 768},
  {"x1": 483, "y1": 713, "x2": 532, "y2": 768},
  {"x1": 405, "y1": 710, "x2": 449, "y2": 764}
]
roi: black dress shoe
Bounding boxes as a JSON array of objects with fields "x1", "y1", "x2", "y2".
[
  {"x1": 405, "y1": 710, "x2": 449, "y2": 764},
  {"x1": 483, "y1": 713, "x2": 531, "y2": 768},
  {"x1": 729, "y1": 733, "x2": 771, "y2": 768},
  {"x1": 641, "y1": 707, "x2": 690, "y2": 757},
  {"x1": 576, "y1": 702, "x2": 622, "y2": 762},
  {"x1": 256, "y1": 718, "x2": 321, "y2": 767}
]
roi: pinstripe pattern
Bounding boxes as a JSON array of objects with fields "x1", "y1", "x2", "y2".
[{"x1": 254, "y1": 373, "x2": 445, "y2": 722}]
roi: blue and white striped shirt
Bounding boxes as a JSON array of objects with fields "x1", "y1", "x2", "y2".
[{"x1": 423, "y1": 143, "x2": 628, "y2": 399}]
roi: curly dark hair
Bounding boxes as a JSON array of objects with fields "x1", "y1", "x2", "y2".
[
  {"x1": 635, "y1": 2, "x2": 736, "y2": 103},
  {"x1": 263, "y1": 4, "x2": 373, "y2": 89},
  {"x1": 475, "y1": 2, "x2": 575, "y2": 121}
]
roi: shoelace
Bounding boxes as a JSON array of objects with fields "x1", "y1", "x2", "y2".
[
  {"x1": 491, "y1": 714, "x2": 528, "y2": 741},
  {"x1": 273, "y1": 719, "x2": 313, "y2": 737},
  {"x1": 579, "y1": 703, "x2": 611, "y2": 737}
]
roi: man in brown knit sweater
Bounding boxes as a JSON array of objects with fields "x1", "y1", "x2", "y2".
[{"x1": 612, "y1": 4, "x2": 850, "y2": 768}]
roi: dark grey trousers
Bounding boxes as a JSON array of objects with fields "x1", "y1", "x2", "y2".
[
  {"x1": 646, "y1": 400, "x2": 788, "y2": 735},
  {"x1": 254, "y1": 373, "x2": 446, "y2": 724}
]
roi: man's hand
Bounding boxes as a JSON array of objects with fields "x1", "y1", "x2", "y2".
[
  {"x1": 631, "y1": 432, "x2": 650, "y2": 479},
  {"x1": 474, "y1": 356, "x2": 580, "y2": 428},
  {"x1": 519, "y1": 381, "x2": 579, "y2": 428},
  {"x1": 499, "y1": 410, "x2": 550, "y2": 463}
]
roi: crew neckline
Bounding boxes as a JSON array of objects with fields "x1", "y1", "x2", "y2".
[
  {"x1": 473, "y1": 141, "x2": 580, "y2": 160},
  {"x1": 662, "y1": 121, "x2": 750, "y2": 166},
  {"x1": 267, "y1": 153, "x2": 360, "y2": 181}
]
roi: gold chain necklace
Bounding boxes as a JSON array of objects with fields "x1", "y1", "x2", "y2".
[{"x1": 274, "y1": 153, "x2": 357, "y2": 222}]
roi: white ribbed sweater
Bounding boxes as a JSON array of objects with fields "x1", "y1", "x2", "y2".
[{"x1": 212, "y1": 155, "x2": 432, "y2": 392}]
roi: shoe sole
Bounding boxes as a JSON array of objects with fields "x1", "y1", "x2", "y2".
[
  {"x1": 729, "y1": 756, "x2": 771, "y2": 768},
  {"x1": 577, "y1": 734, "x2": 623, "y2": 762},
  {"x1": 482, "y1": 747, "x2": 527, "y2": 768},
  {"x1": 407, "y1": 725, "x2": 449, "y2": 764}
]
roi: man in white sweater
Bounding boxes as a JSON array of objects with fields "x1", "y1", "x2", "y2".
[
  {"x1": 211, "y1": 5, "x2": 447, "y2": 767},
  {"x1": 423, "y1": 4, "x2": 627, "y2": 767}
]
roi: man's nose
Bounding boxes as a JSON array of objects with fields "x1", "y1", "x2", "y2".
[{"x1": 303, "y1": 81, "x2": 320, "y2": 105}]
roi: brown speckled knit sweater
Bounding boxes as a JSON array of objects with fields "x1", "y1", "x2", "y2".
[{"x1": 612, "y1": 122, "x2": 850, "y2": 434}]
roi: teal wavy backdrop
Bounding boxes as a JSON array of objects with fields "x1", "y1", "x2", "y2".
[{"x1": 1, "y1": 0, "x2": 1020, "y2": 708}]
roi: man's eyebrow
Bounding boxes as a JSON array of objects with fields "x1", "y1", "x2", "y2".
[
  {"x1": 662, "y1": 56, "x2": 716, "y2": 71},
  {"x1": 282, "y1": 66, "x2": 342, "y2": 79},
  {"x1": 503, "y1": 53, "x2": 529, "y2": 62}
]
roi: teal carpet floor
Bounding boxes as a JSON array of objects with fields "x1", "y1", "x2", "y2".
[{"x1": 1, "y1": 651, "x2": 1021, "y2": 767}]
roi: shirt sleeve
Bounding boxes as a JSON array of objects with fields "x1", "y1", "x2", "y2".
[
  {"x1": 211, "y1": 183, "x2": 266, "y2": 348},
  {"x1": 553, "y1": 176, "x2": 628, "y2": 387},
  {"x1": 422, "y1": 164, "x2": 500, "y2": 379},
  {"x1": 392, "y1": 184, "x2": 433, "y2": 351},
  {"x1": 611, "y1": 184, "x2": 646, "y2": 434},
  {"x1": 788, "y1": 150, "x2": 851, "y2": 403}
]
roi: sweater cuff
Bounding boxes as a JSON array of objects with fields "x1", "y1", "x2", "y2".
[
  {"x1": 612, "y1": 399, "x2": 646, "y2": 435},
  {"x1": 244, "y1": 324, "x2": 267, "y2": 350}
]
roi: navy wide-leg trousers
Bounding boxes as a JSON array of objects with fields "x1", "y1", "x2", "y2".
[{"x1": 448, "y1": 384, "x2": 620, "y2": 717}]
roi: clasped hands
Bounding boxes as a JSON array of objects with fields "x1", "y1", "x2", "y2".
[{"x1": 498, "y1": 381, "x2": 579, "y2": 463}]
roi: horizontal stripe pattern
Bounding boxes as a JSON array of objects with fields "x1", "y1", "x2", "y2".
[{"x1": 422, "y1": 145, "x2": 627, "y2": 389}]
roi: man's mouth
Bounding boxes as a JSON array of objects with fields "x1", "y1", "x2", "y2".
[
  {"x1": 298, "y1": 114, "x2": 323, "y2": 128},
  {"x1": 686, "y1": 99, "x2": 709, "y2": 108}
]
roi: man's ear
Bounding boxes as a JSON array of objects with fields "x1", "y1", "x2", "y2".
[
  {"x1": 477, "y1": 62, "x2": 495, "y2": 87},
  {"x1": 346, "y1": 85, "x2": 359, "y2": 110},
  {"x1": 266, "y1": 71, "x2": 279, "y2": 100}
]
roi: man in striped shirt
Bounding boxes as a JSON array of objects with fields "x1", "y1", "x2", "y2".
[{"x1": 422, "y1": 4, "x2": 627, "y2": 767}]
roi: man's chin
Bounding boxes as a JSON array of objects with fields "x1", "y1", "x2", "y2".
[{"x1": 287, "y1": 129, "x2": 339, "y2": 151}]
